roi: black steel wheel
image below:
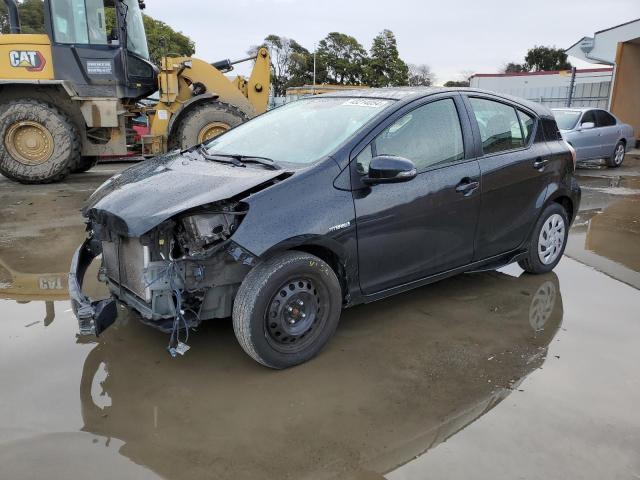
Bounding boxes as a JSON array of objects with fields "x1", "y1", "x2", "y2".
[
  {"x1": 265, "y1": 277, "x2": 329, "y2": 354},
  {"x1": 233, "y1": 251, "x2": 342, "y2": 369}
]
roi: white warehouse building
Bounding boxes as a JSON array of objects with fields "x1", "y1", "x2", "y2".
[
  {"x1": 470, "y1": 18, "x2": 639, "y2": 136},
  {"x1": 469, "y1": 68, "x2": 613, "y2": 108}
]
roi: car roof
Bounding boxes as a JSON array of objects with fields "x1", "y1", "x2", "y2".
[
  {"x1": 551, "y1": 107, "x2": 601, "y2": 112},
  {"x1": 319, "y1": 86, "x2": 553, "y2": 116}
]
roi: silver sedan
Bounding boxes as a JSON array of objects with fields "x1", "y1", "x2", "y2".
[{"x1": 552, "y1": 108, "x2": 635, "y2": 168}]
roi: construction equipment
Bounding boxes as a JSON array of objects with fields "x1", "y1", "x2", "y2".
[{"x1": 0, "y1": 0, "x2": 270, "y2": 183}]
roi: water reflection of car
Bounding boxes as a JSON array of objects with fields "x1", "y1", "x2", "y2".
[
  {"x1": 552, "y1": 107, "x2": 635, "y2": 167},
  {"x1": 79, "y1": 270, "x2": 563, "y2": 480}
]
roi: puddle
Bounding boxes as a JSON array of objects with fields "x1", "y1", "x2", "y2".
[{"x1": 0, "y1": 163, "x2": 639, "y2": 479}]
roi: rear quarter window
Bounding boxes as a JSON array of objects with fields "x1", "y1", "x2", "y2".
[{"x1": 541, "y1": 118, "x2": 563, "y2": 142}]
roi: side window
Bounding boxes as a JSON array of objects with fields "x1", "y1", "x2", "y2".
[
  {"x1": 518, "y1": 110, "x2": 535, "y2": 143},
  {"x1": 469, "y1": 98, "x2": 524, "y2": 154},
  {"x1": 581, "y1": 110, "x2": 596, "y2": 126},
  {"x1": 355, "y1": 144, "x2": 373, "y2": 175},
  {"x1": 596, "y1": 110, "x2": 616, "y2": 127},
  {"x1": 368, "y1": 98, "x2": 464, "y2": 173}
]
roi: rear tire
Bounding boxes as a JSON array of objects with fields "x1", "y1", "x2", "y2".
[
  {"x1": 606, "y1": 140, "x2": 625, "y2": 168},
  {"x1": 0, "y1": 99, "x2": 80, "y2": 184},
  {"x1": 518, "y1": 203, "x2": 569, "y2": 274},
  {"x1": 72, "y1": 156, "x2": 99, "y2": 173},
  {"x1": 169, "y1": 101, "x2": 248, "y2": 151},
  {"x1": 233, "y1": 251, "x2": 342, "y2": 369}
]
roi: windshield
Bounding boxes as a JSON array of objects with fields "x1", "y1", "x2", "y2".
[
  {"x1": 203, "y1": 97, "x2": 393, "y2": 165},
  {"x1": 552, "y1": 110, "x2": 582, "y2": 130},
  {"x1": 122, "y1": 0, "x2": 149, "y2": 59}
]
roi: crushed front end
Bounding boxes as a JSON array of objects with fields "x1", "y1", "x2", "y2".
[{"x1": 69, "y1": 201, "x2": 257, "y2": 351}]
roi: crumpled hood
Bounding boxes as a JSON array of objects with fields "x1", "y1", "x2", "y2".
[{"x1": 83, "y1": 152, "x2": 288, "y2": 237}]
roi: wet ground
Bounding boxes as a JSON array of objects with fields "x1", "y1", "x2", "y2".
[{"x1": 1, "y1": 156, "x2": 639, "y2": 480}]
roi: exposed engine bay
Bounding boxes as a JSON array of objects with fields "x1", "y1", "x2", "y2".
[{"x1": 78, "y1": 200, "x2": 257, "y2": 355}]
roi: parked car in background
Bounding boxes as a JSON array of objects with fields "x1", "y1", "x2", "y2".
[
  {"x1": 70, "y1": 88, "x2": 580, "y2": 369},
  {"x1": 552, "y1": 108, "x2": 635, "y2": 168}
]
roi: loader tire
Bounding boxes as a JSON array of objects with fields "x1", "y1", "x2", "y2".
[
  {"x1": 0, "y1": 99, "x2": 80, "y2": 184},
  {"x1": 170, "y1": 101, "x2": 248, "y2": 150},
  {"x1": 72, "y1": 156, "x2": 99, "y2": 173}
]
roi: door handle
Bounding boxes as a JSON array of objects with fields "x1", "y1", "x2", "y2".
[
  {"x1": 455, "y1": 178, "x2": 479, "y2": 195},
  {"x1": 533, "y1": 158, "x2": 549, "y2": 170}
]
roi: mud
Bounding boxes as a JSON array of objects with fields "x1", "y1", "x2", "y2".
[{"x1": 1, "y1": 160, "x2": 639, "y2": 479}]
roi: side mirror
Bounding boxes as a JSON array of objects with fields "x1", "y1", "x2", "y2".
[
  {"x1": 580, "y1": 122, "x2": 595, "y2": 130},
  {"x1": 363, "y1": 155, "x2": 417, "y2": 185}
]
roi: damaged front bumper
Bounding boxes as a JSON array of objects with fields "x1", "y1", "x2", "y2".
[
  {"x1": 69, "y1": 228, "x2": 258, "y2": 339},
  {"x1": 69, "y1": 237, "x2": 118, "y2": 336}
]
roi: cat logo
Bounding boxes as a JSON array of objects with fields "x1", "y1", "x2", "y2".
[{"x1": 8, "y1": 50, "x2": 46, "y2": 72}]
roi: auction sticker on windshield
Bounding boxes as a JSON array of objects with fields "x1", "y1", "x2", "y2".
[{"x1": 342, "y1": 98, "x2": 391, "y2": 108}]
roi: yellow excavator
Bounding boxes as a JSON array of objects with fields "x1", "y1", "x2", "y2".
[{"x1": 0, "y1": 0, "x2": 270, "y2": 183}]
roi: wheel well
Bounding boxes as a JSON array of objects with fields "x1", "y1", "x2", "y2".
[
  {"x1": 289, "y1": 245, "x2": 347, "y2": 300},
  {"x1": 553, "y1": 196, "x2": 574, "y2": 221},
  {"x1": 0, "y1": 84, "x2": 84, "y2": 131}
]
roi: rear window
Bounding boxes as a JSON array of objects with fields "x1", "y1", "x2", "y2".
[{"x1": 596, "y1": 110, "x2": 616, "y2": 127}]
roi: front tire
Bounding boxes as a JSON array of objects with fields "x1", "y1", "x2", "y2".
[
  {"x1": 233, "y1": 251, "x2": 342, "y2": 369},
  {"x1": 170, "y1": 101, "x2": 248, "y2": 151},
  {"x1": 518, "y1": 203, "x2": 568, "y2": 274},
  {"x1": 606, "y1": 141, "x2": 625, "y2": 168}
]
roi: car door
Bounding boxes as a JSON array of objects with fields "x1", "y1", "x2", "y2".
[
  {"x1": 351, "y1": 94, "x2": 481, "y2": 295},
  {"x1": 574, "y1": 110, "x2": 601, "y2": 160},
  {"x1": 463, "y1": 95, "x2": 552, "y2": 260},
  {"x1": 595, "y1": 110, "x2": 619, "y2": 157}
]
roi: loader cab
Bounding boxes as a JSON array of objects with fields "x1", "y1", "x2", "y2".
[{"x1": 43, "y1": 0, "x2": 157, "y2": 99}]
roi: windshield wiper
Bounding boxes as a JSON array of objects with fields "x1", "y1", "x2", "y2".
[
  {"x1": 205, "y1": 151, "x2": 282, "y2": 170},
  {"x1": 195, "y1": 147, "x2": 244, "y2": 167}
]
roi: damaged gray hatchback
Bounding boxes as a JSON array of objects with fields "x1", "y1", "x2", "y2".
[{"x1": 70, "y1": 88, "x2": 580, "y2": 368}]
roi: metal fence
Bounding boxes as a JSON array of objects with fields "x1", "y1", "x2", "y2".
[{"x1": 527, "y1": 80, "x2": 612, "y2": 109}]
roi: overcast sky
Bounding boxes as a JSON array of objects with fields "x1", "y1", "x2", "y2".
[{"x1": 144, "y1": 0, "x2": 640, "y2": 84}]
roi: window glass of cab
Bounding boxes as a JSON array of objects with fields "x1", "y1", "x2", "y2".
[
  {"x1": 469, "y1": 98, "x2": 524, "y2": 154},
  {"x1": 358, "y1": 98, "x2": 464, "y2": 174},
  {"x1": 596, "y1": 110, "x2": 616, "y2": 127}
]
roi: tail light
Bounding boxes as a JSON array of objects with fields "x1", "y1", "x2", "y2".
[{"x1": 565, "y1": 141, "x2": 577, "y2": 171}]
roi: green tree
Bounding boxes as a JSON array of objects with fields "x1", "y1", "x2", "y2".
[
  {"x1": 287, "y1": 40, "x2": 326, "y2": 89},
  {"x1": 503, "y1": 62, "x2": 529, "y2": 73},
  {"x1": 143, "y1": 15, "x2": 195, "y2": 65},
  {"x1": 1, "y1": 0, "x2": 45, "y2": 34},
  {"x1": 443, "y1": 80, "x2": 470, "y2": 87},
  {"x1": 317, "y1": 32, "x2": 368, "y2": 85},
  {"x1": 366, "y1": 29, "x2": 408, "y2": 87},
  {"x1": 525, "y1": 45, "x2": 572, "y2": 71},
  {"x1": 249, "y1": 35, "x2": 312, "y2": 96},
  {"x1": 408, "y1": 63, "x2": 434, "y2": 87}
]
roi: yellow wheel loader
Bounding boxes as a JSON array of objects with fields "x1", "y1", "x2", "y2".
[{"x1": 0, "y1": 0, "x2": 270, "y2": 184}]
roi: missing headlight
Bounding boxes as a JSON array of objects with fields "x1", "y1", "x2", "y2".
[{"x1": 176, "y1": 202, "x2": 248, "y2": 257}]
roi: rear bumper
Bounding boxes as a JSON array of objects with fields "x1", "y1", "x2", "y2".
[{"x1": 69, "y1": 238, "x2": 117, "y2": 336}]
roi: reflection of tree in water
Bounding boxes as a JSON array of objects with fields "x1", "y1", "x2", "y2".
[{"x1": 79, "y1": 270, "x2": 563, "y2": 480}]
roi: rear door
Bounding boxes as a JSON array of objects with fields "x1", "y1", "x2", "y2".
[
  {"x1": 463, "y1": 95, "x2": 552, "y2": 260},
  {"x1": 352, "y1": 94, "x2": 481, "y2": 295}
]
